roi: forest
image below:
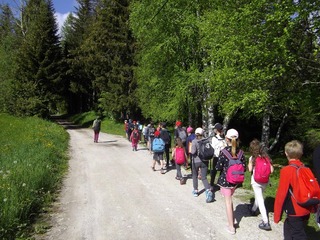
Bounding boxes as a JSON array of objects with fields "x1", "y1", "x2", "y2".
[{"x1": 0, "y1": 0, "x2": 320, "y2": 154}]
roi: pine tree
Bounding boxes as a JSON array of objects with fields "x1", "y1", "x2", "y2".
[
  {"x1": 11, "y1": 0, "x2": 64, "y2": 118},
  {"x1": 81, "y1": 0, "x2": 136, "y2": 118},
  {"x1": 62, "y1": 0, "x2": 96, "y2": 114},
  {"x1": 0, "y1": 4, "x2": 18, "y2": 113}
]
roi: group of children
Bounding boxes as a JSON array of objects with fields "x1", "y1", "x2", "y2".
[{"x1": 124, "y1": 119, "x2": 318, "y2": 239}]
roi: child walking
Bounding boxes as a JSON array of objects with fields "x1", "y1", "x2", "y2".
[
  {"x1": 172, "y1": 137, "x2": 188, "y2": 184},
  {"x1": 130, "y1": 125, "x2": 140, "y2": 151},
  {"x1": 274, "y1": 140, "x2": 314, "y2": 240},
  {"x1": 151, "y1": 131, "x2": 166, "y2": 174},
  {"x1": 190, "y1": 127, "x2": 213, "y2": 203},
  {"x1": 248, "y1": 139, "x2": 274, "y2": 231},
  {"x1": 216, "y1": 129, "x2": 246, "y2": 235}
]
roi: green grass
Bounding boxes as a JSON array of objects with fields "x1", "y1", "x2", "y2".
[{"x1": 0, "y1": 113, "x2": 69, "y2": 239}]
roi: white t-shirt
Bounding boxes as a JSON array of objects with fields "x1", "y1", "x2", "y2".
[{"x1": 211, "y1": 134, "x2": 227, "y2": 158}]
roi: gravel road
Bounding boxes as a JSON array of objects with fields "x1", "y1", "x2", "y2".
[{"x1": 35, "y1": 122, "x2": 284, "y2": 240}]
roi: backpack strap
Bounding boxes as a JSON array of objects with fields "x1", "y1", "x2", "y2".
[{"x1": 221, "y1": 149, "x2": 243, "y2": 162}]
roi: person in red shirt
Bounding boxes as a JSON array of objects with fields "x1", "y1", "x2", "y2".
[{"x1": 274, "y1": 140, "x2": 311, "y2": 240}]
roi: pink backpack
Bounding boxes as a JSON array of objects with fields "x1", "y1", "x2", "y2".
[
  {"x1": 175, "y1": 147, "x2": 186, "y2": 165},
  {"x1": 254, "y1": 156, "x2": 272, "y2": 184},
  {"x1": 221, "y1": 149, "x2": 245, "y2": 184}
]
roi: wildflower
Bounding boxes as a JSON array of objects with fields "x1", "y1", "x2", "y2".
[
  {"x1": 3, "y1": 198, "x2": 7, "y2": 202},
  {"x1": 22, "y1": 183, "x2": 26, "y2": 187},
  {"x1": 13, "y1": 161, "x2": 17, "y2": 164}
]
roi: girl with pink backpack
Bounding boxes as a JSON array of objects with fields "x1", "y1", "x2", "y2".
[{"x1": 172, "y1": 137, "x2": 188, "y2": 184}]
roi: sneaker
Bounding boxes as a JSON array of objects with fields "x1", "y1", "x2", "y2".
[
  {"x1": 192, "y1": 190, "x2": 198, "y2": 197},
  {"x1": 180, "y1": 178, "x2": 186, "y2": 185},
  {"x1": 160, "y1": 168, "x2": 165, "y2": 174},
  {"x1": 258, "y1": 222, "x2": 271, "y2": 231},
  {"x1": 226, "y1": 227, "x2": 236, "y2": 235},
  {"x1": 151, "y1": 166, "x2": 155, "y2": 171},
  {"x1": 205, "y1": 189, "x2": 213, "y2": 203}
]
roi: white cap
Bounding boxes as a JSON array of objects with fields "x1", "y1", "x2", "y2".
[
  {"x1": 195, "y1": 127, "x2": 204, "y2": 135},
  {"x1": 226, "y1": 129, "x2": 239, "y2": 139}
]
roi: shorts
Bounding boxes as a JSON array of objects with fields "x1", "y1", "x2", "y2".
[
  {"x1": 153, "y1": 152, "x2": 164, "y2": 161},
  {"x1": 220, "y1": 187, "x2": 236, "y2": 197}
]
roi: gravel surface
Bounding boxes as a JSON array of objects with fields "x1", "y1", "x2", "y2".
[{"x1": 35, "y1": 122, "x2": 284, "y2": 240}]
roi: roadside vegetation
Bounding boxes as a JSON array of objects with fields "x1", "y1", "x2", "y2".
[{"x1": 0, "y1": 113, "x2": 69, "y2": 239}]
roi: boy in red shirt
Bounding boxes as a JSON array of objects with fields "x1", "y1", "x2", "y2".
[{"x1": 274, "y1": 140, "x2": 311, "y2": 240}]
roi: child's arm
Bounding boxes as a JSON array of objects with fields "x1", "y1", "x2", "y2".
[
  {"x1": 274, "y1": 167, "x2": 291, "y2": 223},
  {"x1": 172, "y1": 148, "x2": 176, "y2": 160},
  {"x1": 248, "y1": 156, "x2": 253, "y2": 172},
  {"x1": 184, "y1": 149, "x2": 188, "y2": 167}
]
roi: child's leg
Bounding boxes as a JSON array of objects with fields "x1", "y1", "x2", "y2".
[
  {"x1": 225, "y1": 195, "x2": 235, "y2": 232},
  {"x1": 284, "y1": 215, "x2": 308, "y2": 240},
  {"x1": 252, "y1": 184, "x2": 268, "y2": 223},
  {"x1": 176, "y1": 164, "x2": 182, "y2": 178},
  {"x1": 192, "y1": 162, "x2": 199, "y2": 191}
]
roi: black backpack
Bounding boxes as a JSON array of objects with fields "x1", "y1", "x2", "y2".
[
  {"x1": 160, "y1": 130, "x2": 170, "y2": 144},
  {"x1": 197, "y1": 138, "x2": 214, "y2": 161}
]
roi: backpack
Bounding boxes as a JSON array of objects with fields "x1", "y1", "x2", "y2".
[
  {"x1": 289, "y1": 164, "x2": 320, "y2": 208},
  {"x1": 175, "y1": 147, "x2": 186, "y2": 165},
  {"x1": 152, "y1": 138, "x2": 165, "y2": 152},
  {"x1": 222, "y1": 149, "x2": 245, "y2": 184},
  {"x1": 160, "y1": 130, "x2": 170, "y2": 144},
  {"x1": 148, "y1": 127, "x2": 155, "y2": 138},
  {"x1": 197, "y1": 138, "x2": 215, "y2": 161},
  {"x1": 254, "y1": 156, "x2": 272, "y2": 184},
  {"x1": 93, "y1": 119, "x2": 101, "y2": 131},
  {"x1": 132, "y1": 131, "x2": 139, "y2": 140},
  {"x1": 178, "y1": 128, "x2": 187, "y2": 143}
]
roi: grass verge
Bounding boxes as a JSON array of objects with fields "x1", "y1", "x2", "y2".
[{"x1": 0, "y1": 113, "x2": 69, "y2": 239}]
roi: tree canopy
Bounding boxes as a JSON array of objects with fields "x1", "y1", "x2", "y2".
[{"x1": 0, "y1": 0, "x2": 319, "y2": 149}]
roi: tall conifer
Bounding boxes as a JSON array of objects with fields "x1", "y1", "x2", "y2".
[{"x1": 12, "y1": 0, "x2": 63, "y2": 118}]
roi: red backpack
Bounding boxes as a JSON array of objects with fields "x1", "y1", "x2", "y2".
[
  {"x1": 254, "y1": 156, "x2": 272, "y2": 184},
  {"x1": 221, "y1": 149, "x2": 245, "y2": 184},
  {"x1": 175, "y1": 147, "x2": 186, "y2": 165},
  {"x1": 289, "y1": 164, "x2": 320, "y2": 208}
]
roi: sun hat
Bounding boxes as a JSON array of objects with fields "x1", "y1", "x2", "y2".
[
  {"x1": 154, "y1": 130, "x2": 161, "y2": 137},
  {"x1": 214, "y1": 123, "x2": 223, "y2": 131},
  {"x1": 226, "y1": 129, "x2": 239, "y2": 139},
  {"x1": 195, "y1": 127, "x2": 204, "y2": 135}
]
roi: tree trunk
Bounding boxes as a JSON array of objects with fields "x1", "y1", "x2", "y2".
[
  {"x1": 261, "y1": 111, "x2": 270, "y2": 148},
  {"x1": 268, "y1": 113, "x2": 288, "y2": 152}
]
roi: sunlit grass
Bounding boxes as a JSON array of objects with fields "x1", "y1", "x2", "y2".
[{"x1": 0, "y1": 113, "x2": 69, "y2": 239}]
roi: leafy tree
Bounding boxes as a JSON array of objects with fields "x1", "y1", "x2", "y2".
[{"x1": 130, "y1": 0, "x2": 211, "y2": 125}]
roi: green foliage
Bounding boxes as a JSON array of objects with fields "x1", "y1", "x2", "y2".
[
  {"x1": 0, "y1": 113, "x2": 69, "y2": 239},
  {"x1": 10, "y1": 0, "x2": 64, "y2": 118},
  {"x1": 78, "y1": 0, "x2": 136, "y2": 119}
]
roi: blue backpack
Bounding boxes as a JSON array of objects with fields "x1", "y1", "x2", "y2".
[{"x1": 152, "y1": 138, "x2": 165, "y2": 152}]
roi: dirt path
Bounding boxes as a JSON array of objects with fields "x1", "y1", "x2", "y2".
[{"x1": 35, "y1": 122, "x2": 284, "y2": 240}]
